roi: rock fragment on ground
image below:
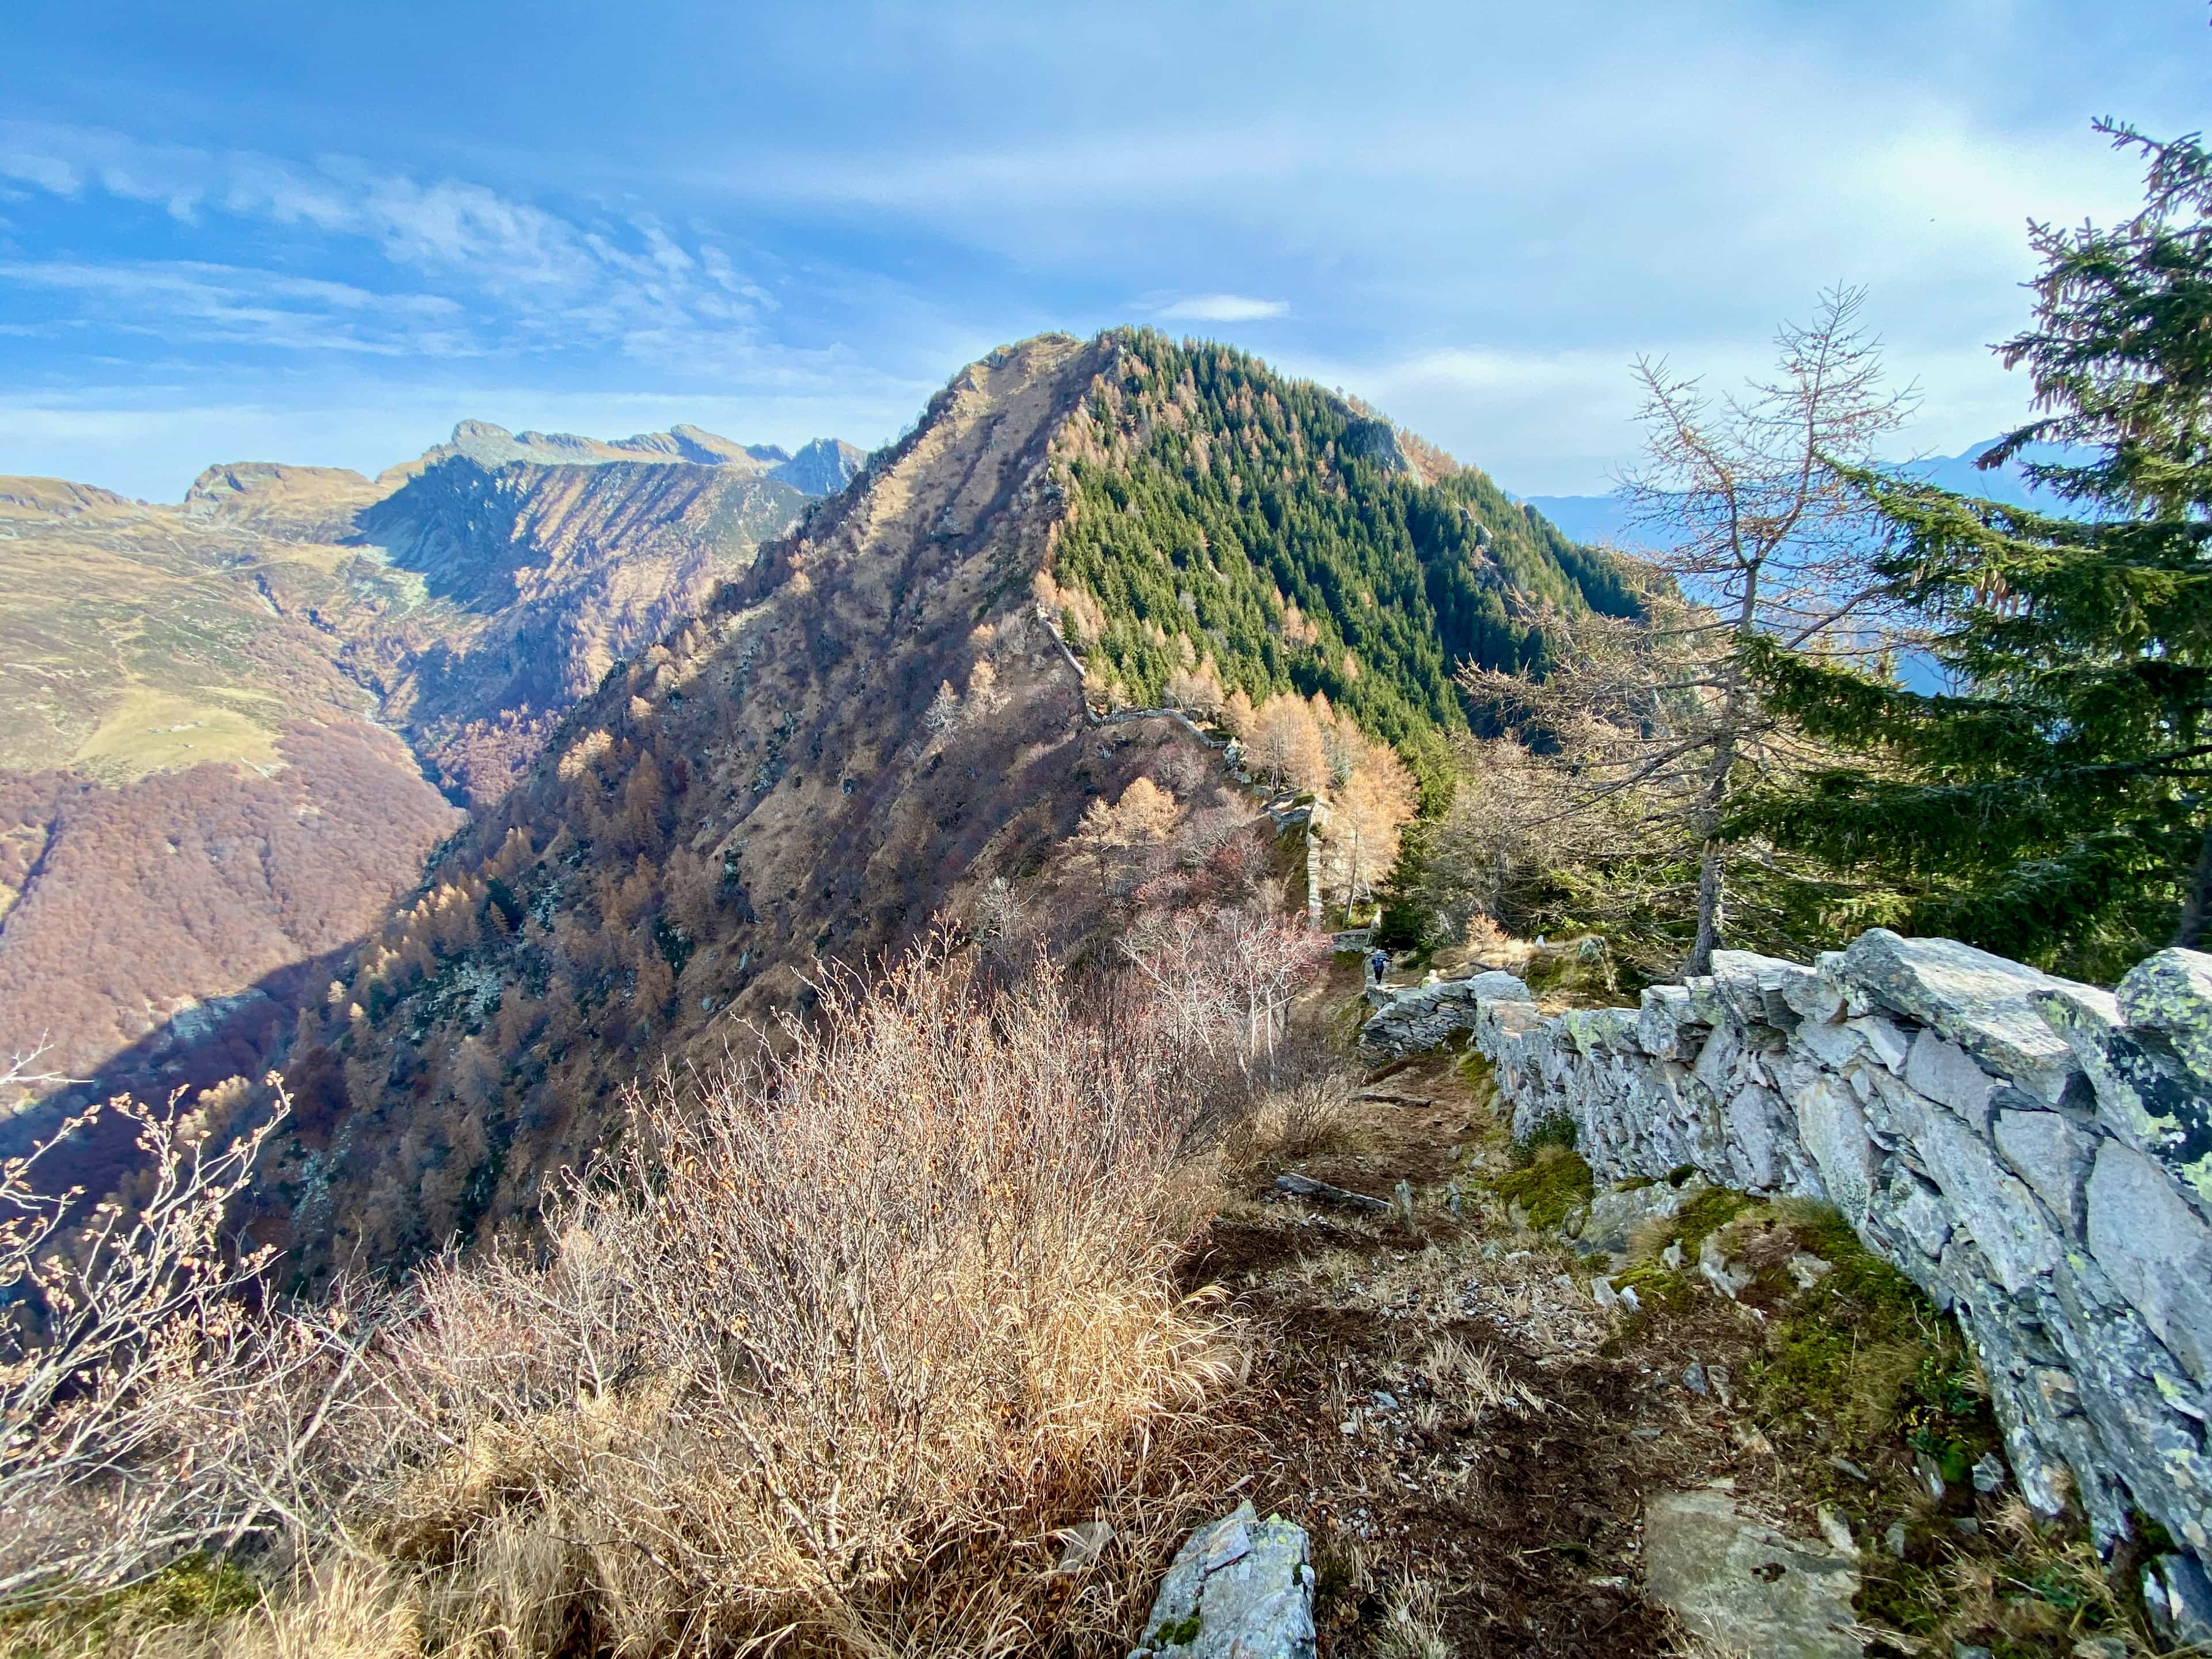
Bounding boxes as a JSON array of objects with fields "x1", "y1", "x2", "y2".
[
  {"x1": 1131, "y1": 1499, "x2": 1316, "y2": 1659},
  {"x1": 1643, "y1": 1487, "x2": 1863, "y2": 1658},
  {"x1": 1575, "y1": 1173, "x2": 1708, "y2": 1255}
]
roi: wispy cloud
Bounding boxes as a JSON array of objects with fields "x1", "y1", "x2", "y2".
[
  {"x1": 0, "y1": 259, "x2": 471, "y2": 357},
  {"x1": 0, "y1": 122, "x2": 785, "y2": 373},
  {"x1": 1154, "y1": 294, "x2": 1289, "y2": 323}
]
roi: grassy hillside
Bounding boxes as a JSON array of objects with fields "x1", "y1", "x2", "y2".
[{"x1": 1050, "y1": 329, "x2": 1637, "y2": 785}]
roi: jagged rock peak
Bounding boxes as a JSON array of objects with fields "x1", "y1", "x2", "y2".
[
  {"x1": 423, "y1": 419, "x2": 855, "y2": 492},
  {"x1": 770, "y1": 437, "x2": 866, "y2": 496}
]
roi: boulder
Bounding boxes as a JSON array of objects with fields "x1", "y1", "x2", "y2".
[
  {"x1": 2084, "y1": 1142, "x2": 2212, "y2": 1382},
  {"x1": 1578, "y1": 1175, "x2": 1708, "y2": 1256},
  {"x1": 1355, "y1": 971, "x2": 1532, "y2": 1057},
  {"x1": 2039, "y1": 963, "x2": 2212, "y2": 1207},
  {"x1": 1460, "y1": 969, "x2": 1536, "y2": 1003},
  {"x1": 1131, "y1": 1500, "x2": 1316, "y2": 1659},
  {"x1": 2144, "y1": 1553, "x2": 2212, "y2": 1650},
  {"x1": 1643, "y1": 1488, "x2": 1862, "y2": 1658},
  {"x1": 2119, "y1": 950, "x2": 2212, "y2": 1085}
]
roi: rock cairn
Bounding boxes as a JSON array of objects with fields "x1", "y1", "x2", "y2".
[{"x1": 1359, "y1": 929, "x2": 2212, "y2": 1575}]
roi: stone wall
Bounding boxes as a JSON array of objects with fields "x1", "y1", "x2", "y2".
[{"x1": 1358, "y1": 930, "x2": 2212, "y2": 1567}]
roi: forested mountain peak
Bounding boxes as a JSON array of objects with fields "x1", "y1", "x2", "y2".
[
  {"x1": 65, "y1": 328, "x2": 1639, "y2": 1279},
  {"x1": 1048, "y1": 328, "x2": 1640, "y2": 794}
]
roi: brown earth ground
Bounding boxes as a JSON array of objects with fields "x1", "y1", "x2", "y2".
[{"x1": 1176, "y1": 965, "x2": 2152, "y2": 1659}]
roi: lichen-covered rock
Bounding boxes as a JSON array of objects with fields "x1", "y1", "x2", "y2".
[
  {"x1": 1842, "y1": 930, "x2": 2078, "y2": 1103},
  {"x1": 2085, "y1": 1142, "x2": 2212, "y2": 1383},
  {"x1": 1130, "y1": 1500, "x2": 1316, "y2": 1659},
  {"x1": 2038, "y1": 953, "x2": 2212, "y2": 1207},
  {"x1": 2120, "y1": 950, "x2": 2212, "y2": 1083},
  {"x1": 2144, "y1": 1552, "x2": 2212, "y2": 1650},
  {"x1": 1643, "y1": 1488, "x2": 1862, "y2": 1658}
]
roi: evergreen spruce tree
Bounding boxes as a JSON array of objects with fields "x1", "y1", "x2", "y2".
[{"x1": 1752, "y1": 124, "x2": 2212, "y2": 979}]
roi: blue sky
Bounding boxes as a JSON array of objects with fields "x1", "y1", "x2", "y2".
[{"x1": 0, "y1": 1, "x2": 2198, "y2": 501}]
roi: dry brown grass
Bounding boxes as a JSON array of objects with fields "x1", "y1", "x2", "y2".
[
  {"x1": 4, "y1": 936, "x2": 1310, "y2": 1658},
  {"x1": 353, "y1": 944, "x2": 1241, "y2": 1656}
]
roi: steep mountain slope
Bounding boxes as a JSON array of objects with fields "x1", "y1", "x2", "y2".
[
  {"x1": 0, "y1": 429, "x2": 838, "y2": 1101},
  {"x1": 259, "y1": 335, "x2": 1124, "y2": 1271},
  {"x1": 221, "y1": 331, "x2": 1634, "y2": 1280},
  {"x1": 0, "y1": 472, "x2": 463, "y2": 1092},
  {"x1": 1053, "y1": 331, "x2": 1639, "y2": 786},
  {"x1": 346, "y1": 452, "x2": 812, "y2": 802}
]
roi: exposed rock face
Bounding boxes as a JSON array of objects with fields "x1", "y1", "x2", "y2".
[
  {"x1": 770, "y1": 437, "x2": 868, "y2": 497},
  {"x1": 1131, "y1": 1500, "x2": 1316, "y2": 1659},
  {"x1": 1362, "y1": 930, "x2": 2212, "y2": 1570},
  {"x1": 354, "y1": 451, "x2": 813, "y2": 800},
  {"x1": 431, "y1": 419, "x2": 791, "y2": 475},
  {"x1": 1643, "y1": 1488, "x2": 1862, "y2": 1659}
]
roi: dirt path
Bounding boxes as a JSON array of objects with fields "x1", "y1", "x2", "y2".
[
  {"x1": 1169, "y1": 1018, "x2": 1948, "y2": 1659},
  {"x1": 1186, "y1": 1051, "x2": 1673, "y2": 1655}
]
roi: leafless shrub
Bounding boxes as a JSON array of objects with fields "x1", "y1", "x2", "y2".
[
  {"x1": 338, "y1": 941, "x2": 1241, "y2": 1654},
  {"x1": 0, "y1": 1079, "x2": 296, "y2": 1599},
  {"x1": 1116, "y1": 906, "x2": 1332, "y2": 1085},
  {"x1": 3, "y1": 941, "x2": 1255, "y2": 1656}
]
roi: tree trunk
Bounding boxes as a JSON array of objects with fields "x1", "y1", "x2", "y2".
[
  {"x1": 1684, "y1": 719, "x2": 1737, "y2": 976},
  {"x1": 2174, "y1": 817, "x2": 2212, "y2": 949},
  {"x1": 1688, "y1": 840, "x2": 1725, "y2": 975},
  {"x1": 1686, "y1": 570, "x2": 1759, "y2": 978}
]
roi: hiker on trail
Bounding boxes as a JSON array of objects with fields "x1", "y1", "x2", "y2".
[{"x1": 1369, "y1": 948, "x2": 1389, "y2": 985}]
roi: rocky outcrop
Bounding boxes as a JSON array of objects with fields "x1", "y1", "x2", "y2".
[
  {"x1": 1357, "y1": 970, "x2": 1533, "y2": 1054},
  {"x1": 1361, "y1": 930, "x2": 2212, "y2": 1569},
  {"x1": 770, "y1": 437, "x2": 867, "y2": 497}
]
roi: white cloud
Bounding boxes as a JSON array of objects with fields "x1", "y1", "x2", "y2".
[
  {"x1": 0, "y1": 259, "x2": 475, "y2": 357},
  {"x1": 1154, "y1": 294, "x2": 1289, "y2": 322},
  {"x1": 0, "y1": 122, "x2": 785, "y2": 374},
  {"x1": 0, "y1": 1, "x2": 2185, "y2": 503}
]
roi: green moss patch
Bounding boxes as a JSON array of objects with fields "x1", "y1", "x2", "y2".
[
  {"x1": 1493, "y1": 1143, "x2": 1594, "y2": 1230},
  {"x1": 0, "y1": 1556, "x2": 262, "y2": 1656}
]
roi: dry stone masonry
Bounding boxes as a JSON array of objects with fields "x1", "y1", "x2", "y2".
[{"x1": 1359, "y1": 930, "x2": 2212, "y2": 1574}]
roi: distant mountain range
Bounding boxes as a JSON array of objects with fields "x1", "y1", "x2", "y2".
[
  {"x1": 0, "y1": 419, "x2": 858, "y2": 1102},
  {"x1": 431, "y1": 421, "x2": 866, "y2": 495},
  {"x1": 1521, "y1": 437, "x2": 2087, "y2": 547}
]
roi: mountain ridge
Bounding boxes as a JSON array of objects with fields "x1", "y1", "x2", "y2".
[
  {"x1": 0, "y1": 419, "x2": 857, "y2": 1104},
  {"x1": 76, "y1": 328, "x2": 1641, "y2": 1278},
  {"x1": 2, "y1": 331, "x2": 1638, "y2": 1289}
]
